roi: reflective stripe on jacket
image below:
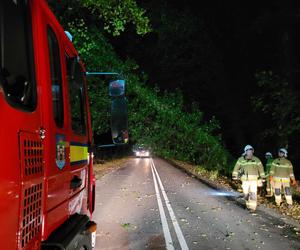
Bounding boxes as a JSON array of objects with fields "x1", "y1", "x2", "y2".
[
  {"x1": 273, "y1": 177, "x2": 290, "y2": 183},
  {"x1": 232, "y1": 156, "x2": 265, "y2": 181},
  {"x1": 269, "y1": 158, "x2": 294, "y2": 179}
]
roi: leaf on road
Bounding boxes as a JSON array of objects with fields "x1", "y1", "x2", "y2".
[
  {"x1": 121, "y1": 223, "x2": 131, "y2": 229},
  {"x1": 225, "y1": 232, "x2": 235, "y2": 238},
  {"x1": 211, "y1": 207, "x2": 222, "y2": 211},
  {"x1": 293, "y1": 227, "x2": 300, "y2": 232},
  {"x1": 259, "y1": 227, "x2": 269, "y2": 232}
]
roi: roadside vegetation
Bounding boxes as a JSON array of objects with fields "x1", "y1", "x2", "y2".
[{"x1": 49, "y1": 1, "x2": 231, "y2": 174}]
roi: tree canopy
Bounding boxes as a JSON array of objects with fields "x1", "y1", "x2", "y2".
[
  {"x1": 48, "y1": 0, "x2": 230, "y2": 174},
  {"x1": 48, "y1": 0, "x2": 300, "y2": 177}
]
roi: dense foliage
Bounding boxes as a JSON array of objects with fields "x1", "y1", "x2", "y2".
[
  {"x1": 108, "y1": 0, "x2": 300, "y2": 177},
  {"x1": 80, "y1": 0, "x2": 151, "y2": 35},
  {"x1": 49, "y1": 0, "x2": 151, "y2": 36},
  {"x1": 47, "y1": 0, "x2": 230, "y2": 173},
  {"x1": 69, "y1": 21, "x2": 229, "y2": 172},
  {"x1": 251, "y1": 71, "x2": 300, "y2": 148}
]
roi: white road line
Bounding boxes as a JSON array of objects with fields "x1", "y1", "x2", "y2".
[
  {"x1": 151, "y1": 159, "x2": 189, "y2": 250},
  {"x1": 150, "y1": 161, "x2": 175, "y2": 250}
]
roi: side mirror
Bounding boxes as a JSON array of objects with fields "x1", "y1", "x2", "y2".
[
  {"x1": 85, "y1": 71, "x2": 129, "y2": 146},
  {"x1": 111, "y1": 97, "x2": 129, "y2": 144},
  {"x1": 109, "y1": 79, "x2": 125, "y2": 97}
]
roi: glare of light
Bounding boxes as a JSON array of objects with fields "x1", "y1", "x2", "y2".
[{"x1": 208, "y1": 191, "x2": 237, "y2": 197}]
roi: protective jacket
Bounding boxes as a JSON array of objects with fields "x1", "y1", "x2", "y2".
[
  {"x1": 232, "y1": 156, "x2": 265, "y2": 181},
  {"x1": 270, "y1": 158, "x2": 294, "y2": 180},
  {"x1": 265, "y1": 159, "x2": 273, "y2": 175}
]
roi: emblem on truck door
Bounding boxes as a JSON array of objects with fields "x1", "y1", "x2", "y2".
[{"x1": 56, "y1": 134, "x2": 66, "y2": 169}]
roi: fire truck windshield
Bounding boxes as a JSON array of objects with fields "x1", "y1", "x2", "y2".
[{"x1": 0, "y1": 0, "x2": 36, "y2": 110}]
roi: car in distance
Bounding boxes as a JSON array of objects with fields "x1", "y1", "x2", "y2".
[{"x1": 133, "y1": 145, "x2": 150, "y2": 158}]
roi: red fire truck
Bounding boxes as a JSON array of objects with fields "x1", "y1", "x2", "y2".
[{"x1": 0, "y1": 0, "x2": 97, "y2": 249}]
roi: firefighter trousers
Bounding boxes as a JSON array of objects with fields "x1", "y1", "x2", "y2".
[
  {"x1": 242, "y1": 180, "x2": 258, "y2": 210},
  {"x1": 274, "y1": 179, "x2": 292, "y2": 205}
]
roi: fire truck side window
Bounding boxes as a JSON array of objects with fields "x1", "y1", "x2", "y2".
[
  {"x1": 66, "y1": 57, "x2": 87, "y2": 135},
  {"x1": 47, "y1": 27, "x2": 64, "y2": 128},
  {"x1": 0, "y1": 0, "x2": 36, "y2": 110}
]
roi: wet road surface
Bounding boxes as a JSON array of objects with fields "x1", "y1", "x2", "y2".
[{"x1": 93, "y1": 157, "x2": 300, "y2": 249}]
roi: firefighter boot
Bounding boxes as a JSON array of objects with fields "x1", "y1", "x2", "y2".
[
  {"x1": 247, "y1": 192, "x2": 257, "y2": 211},
  {"x1": 274, "y1": 188, "x2": 282, "y2": 207}
]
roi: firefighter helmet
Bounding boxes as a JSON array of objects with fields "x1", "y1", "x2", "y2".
[
  {"x1": 244, "y1": 145, "x2": 254, "y2": 153},
  {"x1": 279, "y1": 148, "x2": 288, "y2": 157},
  {"x1": 265, "y1": 152, "x2": 273, "y2": 158}
]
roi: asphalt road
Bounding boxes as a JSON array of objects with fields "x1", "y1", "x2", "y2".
[{"x1": 93, "y1": 157, "x2": 300, "y2": 250}]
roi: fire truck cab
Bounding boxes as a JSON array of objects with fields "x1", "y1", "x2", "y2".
[{"x1": 0, "y1": 0, "x2": 96, "y2": 249}]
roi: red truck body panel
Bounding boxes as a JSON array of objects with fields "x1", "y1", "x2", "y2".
[{"x1": 0, "y1": 1, "x2": 95, "y2": 249}]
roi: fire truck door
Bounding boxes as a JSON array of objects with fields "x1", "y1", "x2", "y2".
[{"x1": 65, "y1": 55, "x2": 89, "y2": 215}]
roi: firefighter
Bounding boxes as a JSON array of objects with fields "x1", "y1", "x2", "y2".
[
  {"x1": 232, "y1": 145, "x2": 265, "y2": 211},
  {"x1": 265, "y1": 152, "x2": 274, "y2": 197},
  {"x1": 269, "y1": 148, "x2": 297, "y2": 207}
]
